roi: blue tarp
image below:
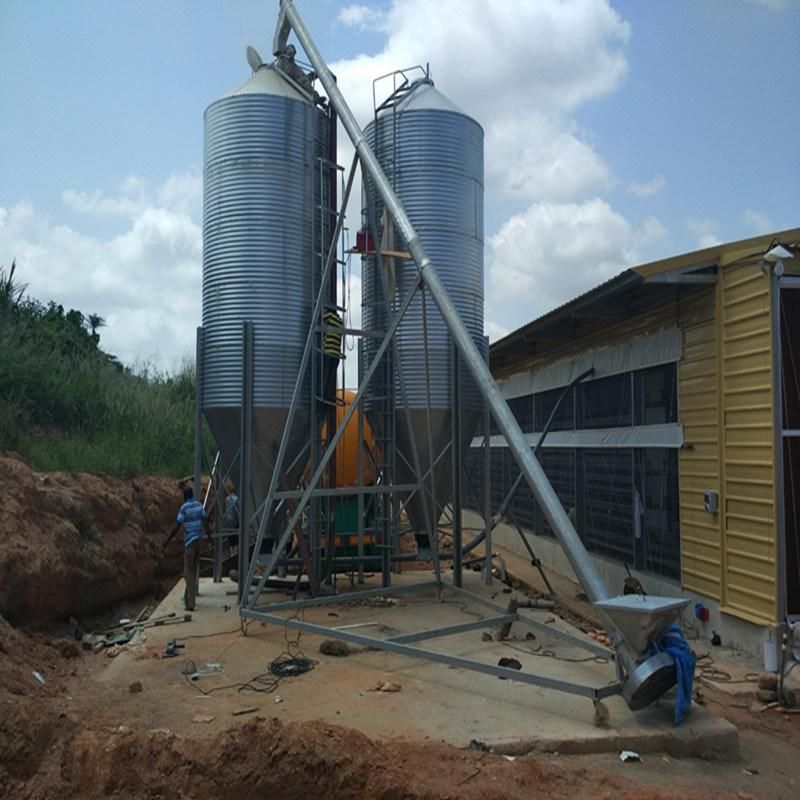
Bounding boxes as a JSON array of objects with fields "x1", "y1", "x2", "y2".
[{"x1": 653, "y1": 624, "x2": 696, "y2": 725}]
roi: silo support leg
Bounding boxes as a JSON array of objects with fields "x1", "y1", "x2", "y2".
[
  {"x1": 193, "y1": 327, "x2": 204, "y2": 501},
  {"x1": 243, "y1": 278, "x2": 423, "y2": 608}
]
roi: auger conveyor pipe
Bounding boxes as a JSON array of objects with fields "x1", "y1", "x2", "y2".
[{"x1": 279, "y1": 0, "x2": 609, "y2": 605}]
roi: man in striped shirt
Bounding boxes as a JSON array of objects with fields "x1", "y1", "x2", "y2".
[{"x1": 165, "y1": 486, "x2": 208, "y2": 611}]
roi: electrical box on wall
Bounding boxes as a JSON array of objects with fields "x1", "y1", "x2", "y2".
[{"x1": 704, "y1": 490, "x2": 719, "y2": 514}]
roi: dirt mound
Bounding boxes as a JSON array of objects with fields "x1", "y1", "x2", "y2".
[
  {"x1": 0, "y1": 453, "x2": 182, "y2": 626},
  {"x1": 10, "y1": 715, "x2": 699, "y2": 800},
  {"x1": 0, "y1": 614, "x2": 75, "y2": 696},
  {"x1": 0, "y1": 613, "x2": 82, "y2": 786}
]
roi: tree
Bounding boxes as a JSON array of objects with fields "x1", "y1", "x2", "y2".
[
  {"x1": 0, "y1": 259, "x2": 26, "y2": 312},
  {"x1": 87, "y1": 313, "x2": 106, "y2": 341}
]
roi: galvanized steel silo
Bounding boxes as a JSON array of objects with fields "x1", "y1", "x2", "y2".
[
  {"x1": 202, "y1": 64, "x2": 330, "y2": 507},
  {"x1": 362, "y1": 78, "x2": 484, "y2": 539}
]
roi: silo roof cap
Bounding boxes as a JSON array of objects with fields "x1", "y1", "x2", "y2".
[
  {"x1": 225, "y1": 64, "x2": 308, "y2": 102},
  {"x1": 395, "y1": 78, "x2": 467, "y2": 115}
]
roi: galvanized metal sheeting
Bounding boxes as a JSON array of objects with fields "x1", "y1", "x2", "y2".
[
  {"x1": 203, "y1": 70, "x2": 328, "y2": 412},
  {"x1": 361, "y1": 79, "x2": 485, "y2": 533},
  {"x1": 362, "y1": 80, "x2": 485, "y2": 412},
  {"x1": 201, "y1": 66, "x2": 330, "y2": 494}
]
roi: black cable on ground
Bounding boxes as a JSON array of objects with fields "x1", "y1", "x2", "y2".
[
  {"x1": 694, "y1": 651, "x2": 760, "y2": 684},
  {"x1": 176, "y1": 625, "x2": 245, "y2": 641},
  {"x1": 500, "y1": 639, "x2": 609, "y2": 665},
  {"x1": 182, "y1": 607, "x2": 317, "y2": 695}
]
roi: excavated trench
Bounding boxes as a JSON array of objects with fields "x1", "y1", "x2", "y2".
[{"x1": 0, "y1": 453, "x2": 183, "y2": 628}]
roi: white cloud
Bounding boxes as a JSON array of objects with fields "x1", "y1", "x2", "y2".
[
  {"x1": 687, "y1": 218, "x2": 721, "y2": 249},
  {"x1": 742, "y1": 208, "x2": 774, "y2": 233},
  {"x1": 61, "y1": 171, "x2": 201, "y2": 219},
  {"x1": 330, "y1": 0, "x2": 629, "y2": 203},
  {"x1": 157, "y1": 171, "x2": 202, "y2": 215},
  {"x1": 62, "y1": 188, "x2": 146, "y2": 217},
  {"x1": 486, "y1": 198, "x2": 665, "y2": 334},
  {"x1": 628, "y1": 174, "x2": 666, "y2": 197},
  {"x1": 337, "y1": 4, "x2": 388, "y2": 31},
  {"x1": 487, "y1": 115, "x2": 613, "y2": 201},
  {"x1": 0, "y1": 173, "x2": 202, "y2": 371}
]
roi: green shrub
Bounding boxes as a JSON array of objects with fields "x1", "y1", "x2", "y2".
[{"x1": 0, "y1": 261, "x2": 202, "y2": 477}]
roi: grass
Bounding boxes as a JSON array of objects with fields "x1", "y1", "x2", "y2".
[{"x1": 0, "y1": 260, "x2": 200, "y2": 478}]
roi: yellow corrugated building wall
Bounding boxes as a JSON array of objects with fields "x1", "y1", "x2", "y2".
[
  {"x1": 638, "y1": 248, "x2": 778, "y2": 625},
  {"x1": 675, "y1": 288, "x2": 722, "y2": 602},
  {"x1": 642, "y1": 251, "x2": 778, "y2": 625},
  {"x1": 717, "y1": 253, "x2": 776, "y2": 625}
]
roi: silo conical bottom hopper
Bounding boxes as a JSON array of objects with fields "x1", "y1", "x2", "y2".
[
  {"x1": 204, "y1": 406, "x2": 312, "y2": 540},
  {"x1": 393, "y1": 409, "x2": 481, "y2": 553}
]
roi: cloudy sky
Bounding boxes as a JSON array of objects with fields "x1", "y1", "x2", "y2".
[{"x1": 1, "y1": 0, "x2": 798, "y2": 377}]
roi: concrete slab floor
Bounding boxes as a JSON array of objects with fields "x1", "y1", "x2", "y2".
[{"x1": 87, "y1": 571, "x2": 738, "y2": 759}]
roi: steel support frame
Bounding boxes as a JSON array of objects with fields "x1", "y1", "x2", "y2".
[
  {"x1": 242, "y1": 275, "x2": 424, "y2": 606},
  {"x1": 200, "y1": 444, "x2": 242, "y2": 581},
  {"x1": 253, "y1": 552, "x2": 419, "y2": 568},
  {"x1": 239, "y1": 142, "x2": 431, "y2": 605},
  {"x1": 365, "y1": 150, "x2": 434, "y2": 583},
  {"x1": 195, "y1": 327, "x2": 226, "y2": 583},
  {"x1": 239, "y1": 0, "x2": 624, "y2": 706},
  {"x1": 235, "y1": 24, "x2": 470, "y2": 608},
  {"x1": 241, "y1": 578, "x2": 621, "y2": 702},
  {"x1": 279, "y1": 0, "x2": 611, "y2": 608},
  {"x1": 357, "y1": 362, "x2": 366, "y2": 585},
  {"x1": 451, "y1": 339, "x2": 463, "y2": 587},
  {"x1": 242, "y1": 153, "x2": 359, "y2": 588},
  {"x1": 482, "y1": 384, "x2": 492, "y2": 585},
  {"x1": 274, "y1": 483, "x2": 418, "y2": 499},
  {"x1": 206, "y1": 450, "x2": 224, "y2": 582},
  {"x1": 245, "y1": 5, "x2": 697, "y2": 716}
]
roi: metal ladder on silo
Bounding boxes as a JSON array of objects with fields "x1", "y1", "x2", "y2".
[
  {"x1": 310, "y1": 144, "x2": 347, "y2": 584},
  {"x1": 368, "y1": 67, "x2": 434, "y2": 574}
]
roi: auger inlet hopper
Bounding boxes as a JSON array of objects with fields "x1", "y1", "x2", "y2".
[
  {"x1": 201, "y1": 62, "x2": 331, "y2": 509},
  {"x1": 361, "y1": 77, "x2": 485, "y2": 546},
  {"x1": 595, "y1": 595, "x2": 689, "y2": 655},
  {"x1": 595, "y1": 595, "x2": 690, "y2": 710}
]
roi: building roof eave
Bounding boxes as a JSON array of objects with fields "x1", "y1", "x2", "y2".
[{"x1": 490, "y1": 226, "x2": 800, "y2": 371}]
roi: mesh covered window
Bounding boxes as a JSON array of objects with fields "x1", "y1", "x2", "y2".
[
  {"x1": 634, "y1": 364, "x2": 677, "y2": 425},
  {"x1": 635, "y1": 448, "x2": 680, "y2": 579},
  {"x1": 490, "y1": 447, "x2": 506, "y2": 510},
  {"x1": 580, "y1": 448, "x2": 634, "y2": 562},
  {"x1": 507, "y1": 394, "x2": 534, "y2": 432},
  {"x1": 462, "y1": 448, "x2": 483, "y2": 512},
  {"x1": 535, "y1": 387, "x2": 575, "y2": 432},
  {"x1": 538, "y1": 448, "x2": 577, "y2": 537},
  {"x1": 510, "y1": 470, "x2": 536, "y2": 530},
  {"x1": 577, "y1": 374, "x2": 632, "y2": 429}
]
